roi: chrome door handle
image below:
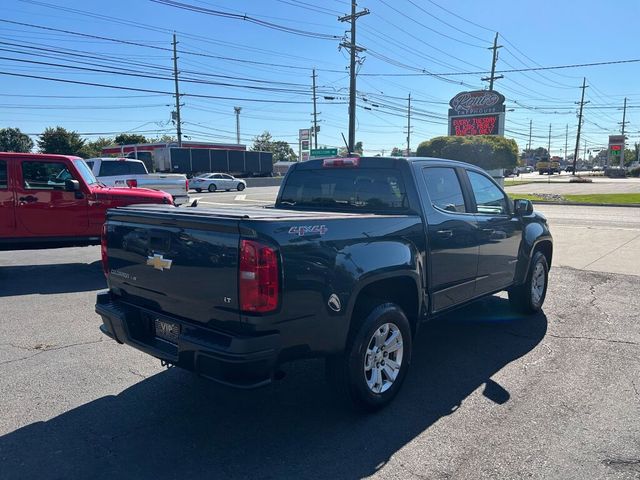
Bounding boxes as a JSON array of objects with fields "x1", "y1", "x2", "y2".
[{"x1": 436, "y1": 229, "x2": 453, "y2": 238}]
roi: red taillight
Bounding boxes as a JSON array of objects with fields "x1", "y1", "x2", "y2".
[
  {"x1": 126, "y1": 179, "x2": 137, "y2": 188},
  {"x1": 322, "y1": 157, "x2": 360, "y2": 168},
  {"x1": 185, "y1": 179, "x2": 189, "y2": 191},
  {"x1": 239, "y1": 239, "x2": 279, "y2": 313},
  {"x1": 101, "y1": 224, "x2": 109, "y2": 277}
]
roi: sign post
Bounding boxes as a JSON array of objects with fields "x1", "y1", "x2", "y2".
[
  {"x1": 298, "y1": 128, "x2": 310, "y2": 161},
  {"x1": 607, "y1": 135, "x2": 625, "y2": 168}
]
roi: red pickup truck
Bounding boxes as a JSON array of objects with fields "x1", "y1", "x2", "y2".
[{"x1": 0, "y1": 152, "x2": 173, "y2": 250}]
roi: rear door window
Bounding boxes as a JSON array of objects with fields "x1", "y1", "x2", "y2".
[
  {"x1": 0, "y1": 160, "x2": 7, "y2": 189},
  {"x1": 22, "y1": 161, "x2": 74, "y2": 190},
  {"x1": 422, "y1": 167, "x2": 468, "y2": 213}
]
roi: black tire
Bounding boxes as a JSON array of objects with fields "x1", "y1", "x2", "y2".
[
  {"x1": 208, "y1": 184, "x2": 217, "y2": 192},
  {"x1": 326, "y1": 302, "x2": 412, "y2": 412},
  {"x1": 509, "y1": 251, "x2": 549, "y2": 314},
  {"x1": 195, "y1": 188, "x2": 202, "y2": 193},
  {"x1": 237, "y1": 183, "x2": 245, "y2": 191}
]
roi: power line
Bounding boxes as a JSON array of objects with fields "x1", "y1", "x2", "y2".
[
  {"x1": 0, "y1": 71, "x2": 345, "y2": 104},
  {"x1": 149, "y1": 0, "x2": 341, "y2": 40},
  {"x1": 358, "y1": 58, "x2": 640, "y2": 76},
  {"x1": 0, "y1": 19, "x2": 346, "y2": 74}
]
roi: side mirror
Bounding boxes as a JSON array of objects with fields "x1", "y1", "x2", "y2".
[
  {"x1": 514, "y1": 198, "x2": 533, "y2": 216},
  {"x1": 64, "y1": 179, "x2": 80, "y2": 192}
]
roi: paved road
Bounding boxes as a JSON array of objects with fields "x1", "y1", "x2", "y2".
[
  {"x1": 1, "y1": 195, "x2": 639, "y2": 479},
  {"x1": 505, "y1": 172, "x2": 640, "y2": 194},
  {"x1": 192, "y1": 186, "x2": 640, "y2": 277}
]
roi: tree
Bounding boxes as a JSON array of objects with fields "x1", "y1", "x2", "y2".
[
  {"x1": 37, "y1": 127, "x2": 85, "y2": 156},
  {"x1": 416, "y1": 135, "x2": 518, "y2": 170},
  {"x1": 522, "y1": 147, "x2": 549, "y2": 161},
  {"x1": 78, "y1": 137, "x2": 114, "y2": 159},
  {"x1": 354, "y1": 141, "x2": 363, "y2": 155},
  {"x1": 390, "y1": 147, "x2": 404, "y2": 157},
  {"x1": 151, "y1": 134, "x2": 178, "y2": 143},
  {"x1": 0, "y1": 127, "x2": 34, "y2": 153},
  {"x1": 251, "y1": 131, "x2": 297, "y2": 162},
  {"x1": 624, "y1": 148, "x2": 637, "y2": 166},
  {"x1": 114, "y1": 133, "x2": 149, "y2": 145}
]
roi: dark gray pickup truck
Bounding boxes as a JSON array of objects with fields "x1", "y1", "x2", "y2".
[{"x1": 96, "y1": 156, "x2": 552, "y2": 410}]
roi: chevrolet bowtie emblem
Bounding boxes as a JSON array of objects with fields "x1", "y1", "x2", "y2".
[{"x1": 146, "y1": 254, "x2": 173, "y2": 271}]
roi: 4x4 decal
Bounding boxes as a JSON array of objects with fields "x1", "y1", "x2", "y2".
[{"x1": 288, "y1": 225, "x2": 328, "y2": 237}]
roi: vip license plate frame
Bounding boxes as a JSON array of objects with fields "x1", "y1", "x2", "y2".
[{"x1": 154, "y1": 318, "x2": 181, "y2": 344}]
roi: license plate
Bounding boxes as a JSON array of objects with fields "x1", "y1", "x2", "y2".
[{"x1": 154, "y1": 318, "x2": 181, "y2": 344}]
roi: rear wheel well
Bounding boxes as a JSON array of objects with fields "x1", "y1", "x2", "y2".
[
  {"x1": 350, "y1": 277, "x2": 419, "y2": 339},
  {"x1": 534, "y1": 240, "x2": 553, "y2": 266}
]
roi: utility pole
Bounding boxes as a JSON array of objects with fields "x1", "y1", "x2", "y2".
[
  {"x1": 312, "y1": 69, "x2": 318, "y2": 150},
  {"x1": 572, "y1": 77, "x2": 589, "y2": 175},
  {"x1": 339, "y1": 1, "x2": 369, "y2": 154},
  {"x1": 527, "y1": 119, "x2": 532, "y2": 152},
  {"x1": 620, "y1": 97, "x2": 629, "y2": 167},
  {"x1": 481, "y1": 32, "x2": 503, "y2": 90},
  {"x1": 234, "y1": 107, "x2": 242, "y2": 145},
  {"x1": 406, "y1": 93, "x2": 411, "y2": 155},
  {"x1": 172, "y1": 33, "x2": 182, "y2": 147},
  {"x1": 548, "y1": 123, "x2": 552, "y2": 158},
  {"x1": 564, "y1": 124, "x2": 568, "y2": 160}
]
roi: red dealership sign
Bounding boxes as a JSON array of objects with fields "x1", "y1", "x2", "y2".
[
  {"x1": 448, "y1": 89, "x2": 505, "y2": 136},
  {"x1": 450, "y1": 115, "x2": 499, "y2": 136}
]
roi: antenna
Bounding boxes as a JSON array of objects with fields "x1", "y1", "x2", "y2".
[{"x1": 341, "y1": 132, "x2": 350, "y2": 155}]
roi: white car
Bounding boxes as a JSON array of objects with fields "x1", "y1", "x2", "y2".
[{"x1": 190, "y1": 173, "x2": 246, "y2": 192}]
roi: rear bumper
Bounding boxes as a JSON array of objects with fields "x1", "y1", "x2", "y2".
[
  {"x1": 172, "y1": 194, "x2": 190, "y2": 206},
  {"x1": 95, "y1": 291, "x2": 280, "y2": 388}
]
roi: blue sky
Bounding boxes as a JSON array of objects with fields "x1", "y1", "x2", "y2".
[{"x1": 2, "y1": 0, "x2": 640, "y2": 157}]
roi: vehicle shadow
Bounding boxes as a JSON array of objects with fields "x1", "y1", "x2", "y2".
[
  {"x1": 0, "y1": 296, "x2": 547, "y2": 479},
  {"x1": 0, "y1": 261, "x2": 105, "y2": 297}
]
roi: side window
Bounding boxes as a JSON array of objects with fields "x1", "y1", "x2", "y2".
[
  {"x1": 222, "y1": 174, "x2": 233, "y2": 180},
  {"x1": 0, "y1": 160, "x2": 7, "y2": 189},
  {"x1": 85, "y1": 160, "x2": 94, "y2": 170},
  {"x1": 22, "y1": 161, "x2": 73, "y2": 190},
  {"x1": 467, "y1": 171, "x2": 508, "y2": 215},
  {"x1": 422, "y1": 167, "x2": 467, "y2": 213}
]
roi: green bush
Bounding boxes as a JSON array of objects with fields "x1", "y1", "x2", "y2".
[
  {"x1": 628, "y1": 166, "x2": 640, "y2": 177},
  {"x1": 416, "y1": 135, "x2": 519, "y2": 170}
]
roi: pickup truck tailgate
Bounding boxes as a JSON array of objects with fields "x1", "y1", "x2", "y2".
[{"x1": 104, "y1": 206, "x2": 241, "y2": 328}]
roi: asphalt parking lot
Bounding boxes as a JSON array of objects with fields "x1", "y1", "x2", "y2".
[{"x1": 1, "y1": 193, "x2": 639, "y2": 479}]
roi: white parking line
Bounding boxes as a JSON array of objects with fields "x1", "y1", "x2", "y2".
[{"x1": 235, "y1": 194, "x2": 246, "y2": 201}]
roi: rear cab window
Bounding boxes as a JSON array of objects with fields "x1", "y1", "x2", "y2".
[
  {"x1": 98, "y1": 161, "x2": 147, "y2": 176},
  {"x1": 278, "y1": 163, "x2": 408, "y2": 212}
]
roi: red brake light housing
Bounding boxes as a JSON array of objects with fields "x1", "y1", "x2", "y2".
[
  {"x1": 239, "y1": 239, "x2": 279, "y2": 313},
  {"x1": 185, "y1": 178, "x2": 189, "y2": 191},
  {"x1": 322, "y1": 157, "x2": 360, "y2": 168},
  {"x1": 101, "y1": 223, "x2": 109, "y2": 277},
  {"x1": 125, "y1": 179, "x2": 137, "y2": 188}
]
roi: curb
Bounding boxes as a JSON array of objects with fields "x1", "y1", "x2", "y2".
[{"x1": 530, "y1": 201, "x2": 640, "y2": 208}]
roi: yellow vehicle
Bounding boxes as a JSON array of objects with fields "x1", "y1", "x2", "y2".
[{"x1": 536, "y1": 159, "x2": 560, "y2": 175}]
